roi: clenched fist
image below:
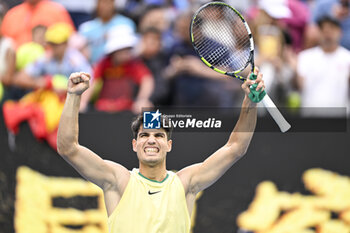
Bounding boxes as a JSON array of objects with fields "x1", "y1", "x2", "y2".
[{"x1": 68, "y1": 72, "x2": 91, "y2": 95}]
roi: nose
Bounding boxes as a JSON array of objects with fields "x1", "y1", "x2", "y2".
[{"x1": 147, "y1": 135, "x2": 156, "y2": 144}]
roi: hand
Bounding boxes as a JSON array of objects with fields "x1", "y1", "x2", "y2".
[
  {"x1": 67, "y1": 72, "x2": 90, "y2": 95},
  {"x1": 241, "y1": 67, "x2": 265, "y2": 97},
  {"x1": 131, "y1": 99, "x2": 153, "y2": 114}
]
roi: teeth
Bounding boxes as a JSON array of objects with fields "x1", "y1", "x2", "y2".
[{"x1": 145, "y1": 148, "x2": 158, "y2": 153}]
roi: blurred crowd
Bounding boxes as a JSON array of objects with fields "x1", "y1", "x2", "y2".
[{"x1": 0, "y1": 0, "x2": 349, "y2": 117}]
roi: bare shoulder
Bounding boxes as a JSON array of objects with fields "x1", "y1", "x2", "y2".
[
  {"x1": 176, "y1": 163, "x2": 202, "y2": 194},
  {"x1": 103, "y1": 160, "x2": 131, "y2": 192}
]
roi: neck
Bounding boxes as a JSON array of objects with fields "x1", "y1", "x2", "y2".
[
  {"x1": 139, "y1": 163, "x2": 167, "y2": 182},
  {"x1": 321, "y1": 44, "x2": 338, "y2": 53},
  {"x1": 100, "y1": 15, "x2": 113, "y2": 23},
  {"x1": 54, "y1": 55, "x2": 64, "y2": 62}
]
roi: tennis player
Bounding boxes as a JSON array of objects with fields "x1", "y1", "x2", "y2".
[{"x1": 57, "y1": 68, "x2": 265, "y2": 233}]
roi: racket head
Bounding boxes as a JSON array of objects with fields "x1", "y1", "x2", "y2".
[{"x1": 190, "y1": 2, "x2": 254, "y2": 80}]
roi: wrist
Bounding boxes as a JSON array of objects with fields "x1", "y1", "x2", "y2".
[
  {"x1": 243, "y1": 95, "x2": 257, "y2": 108},
  {"x1": 67, "y1": 91, "x2": 82, "y2": 96}
]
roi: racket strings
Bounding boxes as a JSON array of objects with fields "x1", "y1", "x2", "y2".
[{"x1": 192, "y1": 4, "x2": 251, "y2": 72}]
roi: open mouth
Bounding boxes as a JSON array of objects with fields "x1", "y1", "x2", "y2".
[{"x1": 144, "y1": 147, "x2": 159, "y2": 153}]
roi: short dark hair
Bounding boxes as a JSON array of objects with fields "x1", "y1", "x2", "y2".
[
  {"x1": 131, "y1": 114, "x2": 173, "y2": 140},
  {"x1": 317, "y1": 15, "x2": 341, "y2": 28}
]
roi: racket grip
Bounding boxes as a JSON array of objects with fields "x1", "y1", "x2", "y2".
[{"x1": 261, "y1": 94, "x2": 291, "y2": 133}]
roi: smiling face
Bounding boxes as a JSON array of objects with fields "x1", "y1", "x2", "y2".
[{"x1": 132, "y1": 126, "x2": 172, "y2": 167}]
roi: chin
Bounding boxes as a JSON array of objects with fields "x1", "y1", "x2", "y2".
[{"x1": 141, "y1": 157, "x2": 163, "y2": 166}]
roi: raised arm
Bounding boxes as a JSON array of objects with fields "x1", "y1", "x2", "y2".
[
  {"x1": 57, "y1": 72, "x2": 129, "y2": 194},
  {"x1": 178, "y1": 69, "x2": 264, "y2": 195}
]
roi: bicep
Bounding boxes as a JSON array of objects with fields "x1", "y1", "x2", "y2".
[
  {"x1": 61, "y1": 145, "x2": 128, "y2": 191},
  {"x1": 180, "y1": 145, "x2": 242, "y2": 194}
]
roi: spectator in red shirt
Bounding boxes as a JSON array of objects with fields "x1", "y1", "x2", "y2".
[
  {"x1": 1, "y1": 0, "x2": 74, "y2": 48},
  {"x1": 93, "y1": 26, "x2": 154, "y2": 113}
]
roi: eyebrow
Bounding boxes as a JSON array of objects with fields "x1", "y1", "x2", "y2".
[
  {"x1": 154, "y1": 132, "x2": 165, "y2": 136},
  {"x1": 138, "y1": 132, "x2": 149, "y2": 137},
  {"x1": 138, "y1": 132, "x2": 166, "y2": 137}
]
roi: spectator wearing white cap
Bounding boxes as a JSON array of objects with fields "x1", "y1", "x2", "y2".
[
  {"x1": 247, "y1": 0, "x2": 309, "y2": 52},
  {"x1": 246, "y1": 0, "x2": 304, "y2": 105},
  {"x1": 91, "y1": 26, "x2": 154, "y2": 113}
]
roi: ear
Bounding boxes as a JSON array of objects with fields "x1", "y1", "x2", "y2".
[
  {"x1": 167, "y1": 139, "x2": 172, "y2": 152},
  {"x1": 132, "y1": 139, "x2": 137, "y2": 152}
]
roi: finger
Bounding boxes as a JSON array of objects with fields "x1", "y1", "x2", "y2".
[
  {"x1": 71, "y1": 77, "x2": 82, "y2": 84},
  {"x1": 69, "y1": 72, "x2": 81, "y2": 79},
  {"x1": 80, "y1": 73, "x2": 90, "y2": 82},
  {"x1": 80, "y1": 72, "x2": 91, "y2": 79},
  {"x1": 256, "y1": 80, "x2": 265, "y2": 91},
  {"x1": 255, "y1": 73, "x2": 264, "y2": 91},
  {"x1": 254, "y1": 66, "x2": 259, "y2": 75},
  {"x1": 245, "y1": 79, "x2": 256, "y2": 87},
  {"x1": 241, "y1": 79, "x2": 255, "y2": 94},
  {"x1": 69, "y1": 72, "x2": 81, "y2": 84},
  {"x1": 255, "y1": 73, "x2": 263, "y2": 82}
]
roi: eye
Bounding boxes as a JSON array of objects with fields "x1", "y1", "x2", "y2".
[
  {"x1": 139, "y1": 133, "x2": 148, "y2": 138},
  {"x1": 155, "y1": 133, "x2": 165, "y2": 138}
]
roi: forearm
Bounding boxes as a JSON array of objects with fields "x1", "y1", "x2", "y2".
[
  {"x1": 12, "y1": 71, "x2": 45, "y2": 89},
  {"x1": 226, "y1": 96, "x2": 257, "y2": 155},
  {"x1": 1, "y1": 49, "x2": 16, "y2": 86},
  {"x1": 57, "y1": 93, "x2": 81, "y2": 156},
  {"x1": 136, "y1": 76, "x2": 154, "y2": 100}
]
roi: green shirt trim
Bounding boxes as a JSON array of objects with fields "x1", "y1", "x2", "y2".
[{"x1": 138, "y1": 172, "x2": 169, "y2": 183}]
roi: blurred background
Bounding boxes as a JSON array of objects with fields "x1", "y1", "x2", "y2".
[{"x1": 0, "y1": 0, "x2": 350, "y2": 232}]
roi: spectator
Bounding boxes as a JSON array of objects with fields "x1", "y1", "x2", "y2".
[
  {"x1": 1, "y1": 0, "x2": 74, "y2": 48},
  {"x1": 305, "y1": 0, "x2": 350, "y2": 50},
  {"x1": 7, "y1": 25, "x2": 47, "y2": 100},
  {"x1": 52, "y1": 0, "x2": 95, "y2": 28},
  {"x1": 138, "y1": 5, "x2": 170, "y2": 33},
  {"x1": 138, "y1": 5, "x2": 174, "y2": 52},
  {"x1": 296, "y1": 16, "x2": 350, "y2": 116},
  {"x1": 12, "y1": 23, "x2": 92, "y2": 111},
  {"x1": 78, "y1": 0, "x2": 136, "y2": 65},
  {"x1": 92, "y1": 26, "x2": 154, "y2": 113},
  {"x1": 249, "y1": 0, "x2": 298, "y2": 105},
  {"x1": 164, "y1": 12, "x2": 240, "y2": 107},
  {"x1": 16, "y1": 25, "x2": 46, "y2": 71},
  {"x1": 0, "y1": 2, "x2": 15, "y2": 103},
  {"x1": 247, "y1": 0, "x2": 309, "y2": 53},
  {"x1": 138, "y1": 27, "x2": 170, "y2": 106},
  {"x1": 3, "y1": 23, "x2": 93, "y2": 150}
]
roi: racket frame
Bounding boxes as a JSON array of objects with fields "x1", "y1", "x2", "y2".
[
  {"x1": 190, "y1": 1, "x2": 255, "y2": 81},
  {"x1": 190, "y1": 1, "x2": 291, "y2": 132}
]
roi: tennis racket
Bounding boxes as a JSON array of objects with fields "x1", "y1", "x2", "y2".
[{"x1": 190, "y1": 1, "x2": 291, "y2": 132}]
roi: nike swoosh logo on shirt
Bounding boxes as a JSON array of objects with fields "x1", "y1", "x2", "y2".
[{"x1": 148, "y1": 190, "x2": 161, "y2": 195}]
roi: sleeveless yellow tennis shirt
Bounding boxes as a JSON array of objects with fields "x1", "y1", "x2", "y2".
[{"x1": 108, "y1": 168, "x2": 191, "y2": 233}]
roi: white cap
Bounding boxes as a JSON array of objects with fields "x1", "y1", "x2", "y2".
[
  {"x1": 258, "y1": 0, "x2": 292, "y2": 19},
  {"x1": 105, "y1": 25, "x2": 138, "y2": 54}
]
